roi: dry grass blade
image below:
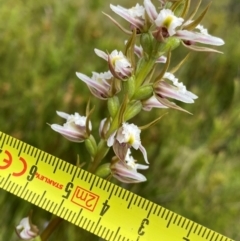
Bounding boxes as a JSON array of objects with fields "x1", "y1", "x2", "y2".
[{"x1": 170, "y1": 53, "x2": 190, "y2": 74}]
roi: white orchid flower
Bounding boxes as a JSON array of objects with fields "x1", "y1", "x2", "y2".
[
  {"x1": 108, "y1": 122, "x2": 149, "y2": 164},
  {"x1": 50, "y1": 111, "x2": 92, "y2": 142},
  {"x1": 111, "y1": 149, "x2": 148, "y2": 183},
  {"x1": 76, "y1": 71, "x2": 113, "y2": 99},
  {"x1": 94, "y1": 48, "x2": 132, "y2": 79},
  {"x1": 110, "y1": 3, "x2": 145, "y2": 31},
  {"x1": 15, "y1": 216, "x2": 39, "y2": 240}
]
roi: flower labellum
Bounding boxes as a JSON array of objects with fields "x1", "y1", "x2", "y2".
[
  {"x1": 155, "y1": 9, "x2": 184, "y2": 36},
  {"x1": 143, "y1": 0, "x2": 158, "y2": 22}
]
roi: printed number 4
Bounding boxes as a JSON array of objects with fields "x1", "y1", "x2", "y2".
[{"x1": 100, "y1": 200, "x2": 110, "y2": 216}]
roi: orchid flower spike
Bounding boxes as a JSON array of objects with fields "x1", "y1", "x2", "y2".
[{"x1": 50, "y1": 111, "x2": 92, "y2": 142}]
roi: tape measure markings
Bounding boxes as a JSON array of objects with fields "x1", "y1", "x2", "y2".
[{"x1": 0, "y1": 131, "x2": 234, "y2": 241}]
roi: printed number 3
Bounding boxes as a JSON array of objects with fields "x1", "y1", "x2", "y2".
[{"x1": 138, "y1": 218, "x2": 149, "y2": 236}]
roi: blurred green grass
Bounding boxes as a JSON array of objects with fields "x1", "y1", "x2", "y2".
[{"x1": 0, "y1": 0, "x2": 240, "y2": 240}]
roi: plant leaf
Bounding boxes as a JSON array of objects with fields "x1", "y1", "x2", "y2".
[
  {"x1": 139, "y1": 112, "x2": 168, "y2": 130},
  {"x1": 154, "y1": 50, "x2": 171, "y2": 83},
  {"x1": 181, "y1": 0, "x2": 191, "y2": 18},
  {"x1": 184, "y1": 2, "x2": 211, "y2": 31},
  {"x1": 184, "y1": 0, "x2": 202, "y2": 25},
  {"x1": 170, "y1": 53, "x2": 190, "y2": 74},
  {"x1": 102, "y1": 12, "x2": 132, "y2": 35}
]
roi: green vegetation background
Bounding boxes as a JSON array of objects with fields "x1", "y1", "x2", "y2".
[{"x1": 0, "y1": 0, "x2": 239, "y2": 240}]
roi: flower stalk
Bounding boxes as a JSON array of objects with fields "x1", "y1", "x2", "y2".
[
  {"x1": 88, "y1": 139, "x2": 110, "y2": 173},
  {"x1": 40, "y1": 217, "x2": 63, "y2": 241}
]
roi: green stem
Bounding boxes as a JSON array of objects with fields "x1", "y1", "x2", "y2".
[
  {"x1": 135, "y1": 58, "x2": 156, "y2": 89},
  {"x1": 88, "y1": 139, "x2": 110, "y2": 173},
  {"x1": 40, "y1": 216, "x2": 63, "y2": 241}
]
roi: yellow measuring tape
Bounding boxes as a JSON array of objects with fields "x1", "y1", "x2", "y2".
[{"x1": 0, "y1": 131, "x2": 233, "y2": 241}]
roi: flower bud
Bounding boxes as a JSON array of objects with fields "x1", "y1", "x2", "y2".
[
  {"x1": 95, "y1": 163, "x2": 111, "y2": 178},
  {"x1": 107, "y1": 96, "x2": 120, "y2": 117},
  {"x1": 95, "y1": 139, "x2": 110, "y2": 163},
  {"x1": 124, "y1": 101, "x2": 142, "y2": 121},
  {"x1": 84, "y1": 135, "x2": 97, "y2": 157},
  {"x1": 99, "y1": 117, "x2": 112, "y2": 140},
  {"x1": 133, "y1": 85, "x2": 153, "y2": 100},
  {"x1": 159, "y1": 36, "x2": 181, "y2": 53},
  {"x1": 140, "y1": 32, "x2": 154, "y2": 56},
  {"x1": 124, "y1": 75, "x2": 135, "y2": 99}
]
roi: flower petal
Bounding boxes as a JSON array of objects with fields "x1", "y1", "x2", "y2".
[
  {"x1": 142, "y1": 95, "x2": 168, "y2": 111},
  {"x1": 110, "y1": 4, "x2": 145, "y2": 29},
  {"x1": 156, "y1": 81, "x2": 198, "y2": 103},
  {"x1": 76, "y1": 72, "x2": 110, "y2": 97},
  {"x1": 50, "y1": 124, "x2": 86, "y2": 142},
  {"x1": 107, "y1": 131, "x2": 116, "y2": 147},
  {"x1": 176, "y1": 30, "x2": 225, "y2": 46},
  {"x1": 143, "y1": 0, "x2": 158, "y2": 22},
  {"x1": 113, "y1": 141, "x2": 129, "y2": 161},
  {"x1": 94, "y1": 48, "x2": 108, "y2": 60},
  {"x1": 111, "y1": 161, "x2": 147, "y2": 183},
  {"x1": 181, "y1": 41, "x2": 224, "y2": 53},
  {"x1": 139, "y1": 144, "x2": 149, "y2": 164},
  {"x1": 155, "y1": 95, "x2": 192, "y2": 114},
  {"x1": 56, "y1": 111, "x2": 69, "y2": 120}
]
